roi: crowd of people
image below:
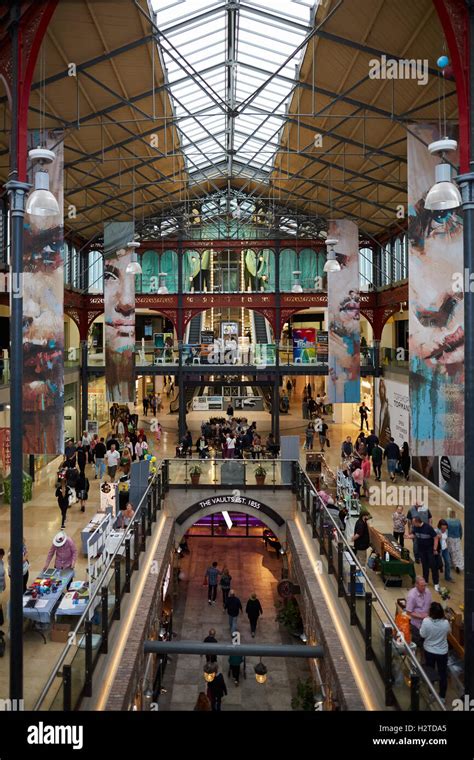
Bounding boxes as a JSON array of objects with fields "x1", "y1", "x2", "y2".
[{"x1": 176, "y1": 415, "x2": 280, "y2": 459}]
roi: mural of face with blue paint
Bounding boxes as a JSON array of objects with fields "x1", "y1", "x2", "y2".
[{"x1": 104, "y1": 249, "x2": 135, "y2": 355}]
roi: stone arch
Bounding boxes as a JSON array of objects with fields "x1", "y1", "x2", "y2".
[{"x1": 174, "y1": 495, "x2": 285, "y2": 544}]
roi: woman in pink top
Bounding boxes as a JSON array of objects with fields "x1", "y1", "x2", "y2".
[
  {"x1": 361, "y1": 455, "x2": 371, "y2": 498},
  {"x1": 352, "y1": 466, "x2": 364, "y2": 497}
]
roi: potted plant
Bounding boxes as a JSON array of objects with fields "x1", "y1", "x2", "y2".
[
  {"x1": 189, "y1": 464, "x2": 202, "y2": 486},
  {"x1": 291, "y1": 678, "x2": 318, "y2": 711},
  {"x1": 254, "y1": 464, "x2": 267, "y2": 486},
  {"x1": 275, "y1": 598, "x2": 304, "y2": 637}
]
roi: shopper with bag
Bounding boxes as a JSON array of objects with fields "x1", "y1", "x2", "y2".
[
  {"x1": 55, "y1": 478, "x2": 73, "y2": 528},
  {"x1": 76, "y1": 471, "x2": 90, "y2": 514}
]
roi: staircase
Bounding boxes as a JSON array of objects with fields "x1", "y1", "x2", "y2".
[{"x1": 252, "y1": 311, "x2": 269, "y2": 343}]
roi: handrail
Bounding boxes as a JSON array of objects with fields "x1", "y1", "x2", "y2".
[
  {"x1": 33, "y1": 469, "x2": 160, "y2": 711},
  {"x1": 295, "y1": 463, "x2": 446, "y2": 711}
]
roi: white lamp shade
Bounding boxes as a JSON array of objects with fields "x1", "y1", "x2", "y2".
[
  {"x1": 291, "y1": 283, "x2": 303, "y2": 292},
  {"x1": 26, "y1": 170, "x2": 59, "y2": 217},
  {"x1": 126, "y1": 260, "x2": 142, "y2": 275},
  {"x1": 324, "y1": 258, "x2": 341, "y2": 273},
  {"x1": 425, "y1": 162, "x2": 462, "y2": 210}
]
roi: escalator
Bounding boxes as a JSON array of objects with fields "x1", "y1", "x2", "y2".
[
  {"x1": 169, "y1": 385, "x2": 201, "y2": 414},
  {"x1": 252, "y1": 311, "x2": 269, "y2": 343},
  {"x1": 186, "y1": 313, "x2": 202, "y2": 345}
]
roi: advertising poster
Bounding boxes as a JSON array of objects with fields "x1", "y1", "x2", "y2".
[
  {"x1": 375, "y1": 378, "x2": 410, "y2": 448},
  {"x1": 316, "y1": 331, "x2": 328, "y2": 363},
  {"x1": 23, "y1": 130, "x2": 64, "y2": 454},
  {"x1": 200, "y1": 329, "x2": 214, "y2": 364},
  {"x1": 439, "y1": 455, "x2": 464, "y2": 505},
  {"x1": 292, "y1": 328, "x2": 316, "y2": 362},
  {"x1": 408, "y1": 124, "x2": 464, "y2": 456},
  {"x1": 104, "y1": 222, "x2": 136, "y2": 402},
  {"x1": 327, "y1": 220, "x2": 360, "y2": 403}
]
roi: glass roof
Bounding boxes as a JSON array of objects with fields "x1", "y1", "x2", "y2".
[{"x1": 152, "y1": 0, "x2": 317, "y2": 180}]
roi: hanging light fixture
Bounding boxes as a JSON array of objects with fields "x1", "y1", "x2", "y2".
[
  {"x1": 203, "y1": 663, "x2": 217, "y2": 683},
  {"x1": 424, "y1": 138, "x2": 461, "y2": 210},
  {"x1": 323, "y1": 239, "x2": 341, "y2": 273},
  {"x1": 26, "y1": 147, "x2": 60, "y2": 217},
  {"x1": 254, "y1": 659, "x2": 268, "y2": 684},
  {"x1": 157, "y1": 272, "x2": 169, "y2": 294},
  {"x1": 126, "y1": 241, "x2": 142, "y2": 275},
  {"x1": 292, "y1": 270, "x2": 303, "y2": 293}
]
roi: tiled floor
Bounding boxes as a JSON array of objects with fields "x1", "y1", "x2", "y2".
[{"x1": 159, "y1": 536, "x2": 311, "y2": 711}]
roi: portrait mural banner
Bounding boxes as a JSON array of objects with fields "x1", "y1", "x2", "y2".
[
  {"x1": 408, "y1": 124, "x2": 464, "y2": 456},
  {"x1": 23, "y1": 130, "x2": 64, "y2": 455},
  {"x1": 104, "y1": 222, "x2": 136, "y2": 402},
  {"x1": 327, "y1": 219, "x2": 360, "y2": 403}
]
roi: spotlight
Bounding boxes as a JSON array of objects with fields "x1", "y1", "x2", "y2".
[
  {"x1": 26, "y1": 147, "x2": 59, "y2": 217},
  {"x1": 291, "y1": 271, "x2": 303, "y2": 293},
  {"x1": 157, "y1": 272, "x2": 169, "y2": 294},
  {"x1": 324, "y1": 239, "x2": 341, "y2": 273},
  {"x1": 126, "y1": 241, "x2": 142, "y2": 274},
  {"x1": 300, "y1": 632, "x2": 308, "y2": 643},
  {"x1": 425, "y1": 138, "x2": 461, "y2": 211}
]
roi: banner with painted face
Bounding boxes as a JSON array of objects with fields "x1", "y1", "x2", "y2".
[
  {"x1": 408, "y1": 125, "x2": 464, "y2": 456},
  {"x1": 327, "y1": 219, "x2": 360, "y2": 403},
  {"x1": 104, "y1": 222, "x2": 136, "y2": 402},
  {"x1": 23, "y1": 131, "x2": 64, "y2": 454}
]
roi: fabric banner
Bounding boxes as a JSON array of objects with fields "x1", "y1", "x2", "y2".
[
  {"x1": 23, "y1": 130, "x2": 64, "y2": 454},
  {"x1": 327, "y1": 219, "x2": 360, "y2": 402},
  {"x1": 104, "y1": 222, "x2": 135, "y2": 402},
  {"x1": 375, "y1": 377, "x2": 410, "y2": 448},
  {"x1": 408, "y1": 125, "x2": 464, "y2": 455}
]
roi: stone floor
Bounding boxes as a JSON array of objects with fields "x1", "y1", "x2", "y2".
[{"x1": 159, "y1": 536, "x2": 311, "y2": 711}]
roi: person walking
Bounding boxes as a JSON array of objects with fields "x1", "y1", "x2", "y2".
[
  {"x1": 228, "y1": 653, "x2": 244, "y2": 686},
  {"x1": 56, "y1": 478, "x2": 72, "y2": 528},
  {"x1": 446, "y1": 509, "x2": 464, "y2": 573},
  {"x1": 76, "y1": 470, "x2": 89, "y2": 513},
  {"x1": 225, "y1": 590, "x2": 243, "y2": 634},
  {"x1": 76, "y1": 442, "x2": 86, "y2": 476},
  {"x1": 359, "y1": 401, "x2": 370, "y2": 431},
  {"x1": 203, "y1": 628, "x2": 218, "y2": 663},
  {"x1": 305, "y1": 422, "x2": 314, "y2": 451},
  {"x1": 302, "y1": 396, "x2": 309, "y2": 421},
  {"x1": 245, "y1": 593, "x2": 263, "y2": 637},
  {"x1": 365, "y1": 429, "x2": 379, "y2": 457},
  {"x1": 105, "y1": 443, "x2": 120, "y2": 482},
  {"x1": 226, "y1": 433, "x2": 236, "y2": 459},
  {"x1": 407, "y1": 516, "x2": 440, "y2": 591},
  {"x1": 142, "y1": 396, "x2": 149, "y2": 416},
  {"x1": 361, "y1": 454, "x2": 371, "y2": 498},
  {"x1": 220, "y1": 568, "x2": 232, "y2": 609},
  {"x1": 207, "y1": 666, "x2": 227, "y2": 711},
  {"x1": 436, "y1": 520, "x2": 453, "y2": 582},
  {"x1": 400, "y1": 442, "x2": 411, "y2": 480},
  {"x1": 407, "y1": 502, "x2": 433, "y2": 564},
  {"x1": 81, "y1": 430, "x2": 92, "y2": 463},
  {"x1": 94, "y1": 437, "x2": 107, "y2": 480},
  {"x1": 384, "y1": 437, "x2": 400, "y2": 482},
  {"x1": 204, "y1": 561, "x2": 221, "y2": 605},
  {"x1": 318, "y1": 418, "x2": 329, "y2": 452},
  {"x1": 371, "y1": 441, "x2": 383, "y2": 481},
  {"x1": 420, "y1": 602, "x2": 451, "y2": 702},
  {"x1": 352, "y1": 511, "x2": 372, "y2": 564},
  {"x1": 392, "y1": 506, "x2": 407, "y2": 547}
]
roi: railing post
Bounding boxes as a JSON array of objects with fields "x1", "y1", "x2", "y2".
[
  {"x1": 114, "y1": 557, "x2": 121, "y2": 620},
  {"x1": 84, "y1": 620, "x2": 93, "y2": 698},
  {"x1": 147, "y1": 493, "x2": 152, "y2": 536},
  {"x1": 134, "y1": 521, "x2": 140, "y2": 571},
  {"x1": 63, "y1": 664, "x2": 72, "y2": 711},
  {"x1": 384, "y1": 623, "x2": 394, "y2": 706},
  {"x1": 410, "y1": 673, "x2": 420, "y2": 711},
  {"x1": 141, "y1": 509, "x2": 147, "y2": 552},
  {"x1": 243, "y1": 459, "x2": 247, "y2": 490},
  {"x1": 101, "y1": 587, "x2": 108, "y2": 654},
  {"x1": 125, "y1": 537, "x2": 132, "y2": 593},
  {"x1": 337, "y1": 542, "x2": 344, "y2": 597},
  {"x1": 327, "y1": 532, "x2": 334, "y2": 574},
  {"x1": 349, "y1": 563, "x2": 357, "y2": 625},
  {"x1": 318, "y1": 511, "x2": 324, "y2": 555},
  {"x1": 365, "y1": 592, "x2": 373, "y2": 660},
  {"x1": 311, "y1": 495, "x2": 318, "y2": 538}
]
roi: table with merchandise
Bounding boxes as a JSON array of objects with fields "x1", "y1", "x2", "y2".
[{"x1": 22, "y1": 569, "x2": 75, "y2": 624}]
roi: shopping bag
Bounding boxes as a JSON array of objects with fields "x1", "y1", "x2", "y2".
[{"x1": 326, "y1": 437, "x2": 330, "y2": 448}]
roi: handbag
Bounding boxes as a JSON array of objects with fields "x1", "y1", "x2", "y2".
[
  {"x1": 0, "y1": 603, "x2": 4, "y2": 627},
  {"x1": 325, "y1": 437, "x2": 330, "y2": 448},
  {"x1": 436, "y1": 552, "x2": 444, "y2": 571}
]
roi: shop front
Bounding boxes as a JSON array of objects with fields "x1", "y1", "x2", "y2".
[{"x1": 351, "y1": 378, "x2": 374, "y2": 431}]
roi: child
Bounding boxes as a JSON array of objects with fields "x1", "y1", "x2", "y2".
[{"x1": 392, "y1": 506, "x2": 407, "y2": 547}]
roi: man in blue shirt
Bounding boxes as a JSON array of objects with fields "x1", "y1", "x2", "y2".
[
  {"x1": 205, "y1": 561, "x2": 221, "y2": 605},
  {"x1": 408, "y1": 517, "x2": 440, "y2": 591}
]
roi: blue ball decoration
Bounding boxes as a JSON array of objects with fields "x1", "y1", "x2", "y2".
[{"x1": 437, "y1": 55, "x2": 449, "y2": 69}]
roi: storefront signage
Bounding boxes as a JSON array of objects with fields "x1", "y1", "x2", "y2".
[{"x1": 176, "y1": 495, "x2": 284, "y2": 527}]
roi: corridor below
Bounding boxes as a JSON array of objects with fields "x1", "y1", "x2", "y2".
[{"x1": 159, "y1": 535, "x2": 311, "y2": 711}]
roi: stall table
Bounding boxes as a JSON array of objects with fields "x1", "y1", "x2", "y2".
[
  {"x1": 23, "y1": 569, "x2": 75, "y2": 639},
  {"x1": 81, "y1": 512, "x2": 110, "y2": 555},
  {"x1": 56, "y1": 581, "x2": 90, "y2": 618}
]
